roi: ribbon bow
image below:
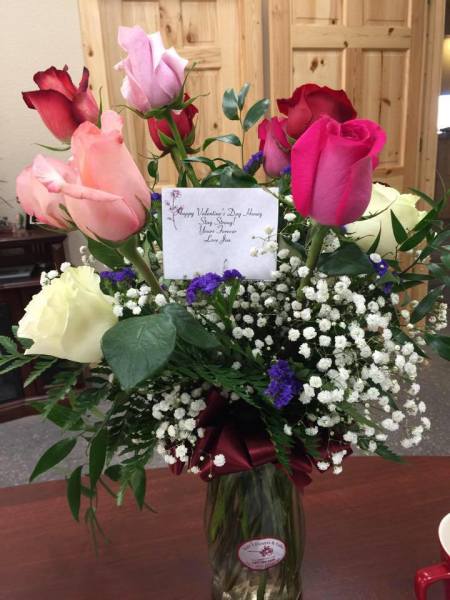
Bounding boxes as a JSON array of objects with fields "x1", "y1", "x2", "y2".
[{"x1": 171, "y1": 389, "x2": 315, "y2": 491}]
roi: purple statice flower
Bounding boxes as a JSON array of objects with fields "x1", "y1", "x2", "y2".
[
  {"x1": 100, "y1": 267, "x2": 136, "y2": 283},
  {"x1": 280, "y1": 165, "x2": 291, "y2": 176},
  {"x1": 243, "y1": 150, "x2": 263, "y2": 175},
  {"x1": 151, "y1": 192, "x2": 162, "y2": 202},
  {"x1": 223, "y1": 269, "x2": 243, "y2": 281},
  {"x1": 186, "y1": 272, "x2": 223, "y2": 304},
  {"x1": 383, "y1": 281, "x2": 394, "y2": 295},
  {"x1": 370, "y1": 256, "x2": 389, "y2": 277},
  {"x1": 265, "y1": 359, "x2": 302, "y2": 409}
]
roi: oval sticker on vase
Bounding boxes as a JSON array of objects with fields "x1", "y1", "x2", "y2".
[{"x1": 238, "y1": 538, "x2": 286, "y2": 571}]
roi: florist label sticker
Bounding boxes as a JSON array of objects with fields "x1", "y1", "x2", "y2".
[
  {"x1": 238, "y1": 538, "x2": 286, "y2": 571},
  {"x1": 162, "y1": 187, "x2": 278, "y2": 280}
]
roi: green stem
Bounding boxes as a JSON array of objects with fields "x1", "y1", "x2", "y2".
[
  {"x1": 118, "y1": 237, "x2": 161, "y2": 295},
  {"x1": 165, "y1": 111, "x2": 200, "y2": 187},
  {"x1": 257, "y1": 569, "x2": 268, "y2": 600},
  {"x1": 296, "y1": 223, "x2": 328, "y2": 301}
]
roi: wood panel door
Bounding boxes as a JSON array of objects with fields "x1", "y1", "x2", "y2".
[
  {"x1": 267, "y1": 0, "x2": 445, "y2": 196},
  {"x1": 78, "y1": 0, "x2": 264, "y2": 186}
]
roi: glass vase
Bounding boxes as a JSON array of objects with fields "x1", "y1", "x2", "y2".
[{"x1": 205, "y1": 463, "x2": 305, "y2": 600}]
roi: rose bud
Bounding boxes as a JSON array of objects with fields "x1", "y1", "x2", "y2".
[
  {"x1": 115, "y1": 26, "x2": 188, "y2": 112},
  {"x1": 148, "y1": 94, "x2": 198, "y2": 151},
  {"x1": 22, "y1": 66, "x2": 99, "y2": 143},
  {"x1": 258, "y1": 117, "x2": 291, "y2": 177},
  {"x1": 20, "y1": 111, "x2": 150, "y2": 243},
  {"x1": 291, "y1": 116, "x2": 386, "y2": 226},
  {"x1": 277, "y1": 83, "x2": 356, "y2": 140}
]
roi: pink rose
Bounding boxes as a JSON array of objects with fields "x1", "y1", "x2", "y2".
[
  {"x1": 277, "y1": 84, "x2": 356, "y2": 140},
  {"x1": 291, "y1": 116, "x2": 386, "y2": 226},
  {"x1": 115, "y1": 27, "x2": 188, "y2": 112},
  {"x1": 16, "y1": 159, "x2": 73, "y2": 230},
  {"x1": 148, "y1": 94, "x2": 198, "y2": 151},
  {"x1": 18, "y1": 111, "x2": 150, "y2": 242},
  {"x1": 258, "y1": 117, "x2": 291, "y2": 177},
  {"x1": 22, "y1": 66, "x2": 99, "y2": 143}
]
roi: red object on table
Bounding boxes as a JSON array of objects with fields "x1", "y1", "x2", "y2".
[
  {"x1": 415, "y1": 513, "x2": 450, "y2": 599},
  {"x1": 0, "y1": 456, "x2": 449, "y2": 600}
]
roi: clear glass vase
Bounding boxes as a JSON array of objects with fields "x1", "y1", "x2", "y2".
[{"x1": 205, "y1": 463, "x2": 305, "y2": 600}]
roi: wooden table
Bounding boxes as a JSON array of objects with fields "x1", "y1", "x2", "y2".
[{"x1": 0, "y1": 457, "x2": 449, "y2": 599}]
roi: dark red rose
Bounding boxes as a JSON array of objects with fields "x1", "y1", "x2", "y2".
[
  {"x1": 277, "y1": 83, "x2": 357, "y2": 139},
  {"x1": 148, "y1": 94, "x2": 198, "y2": 151},
  {"x1": 22, "y1": 65, "x2": 99, "y2": 143}
]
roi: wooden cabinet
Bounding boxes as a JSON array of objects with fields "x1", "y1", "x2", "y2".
[{"x1": 0, "y1": 230, "x2": 66, "y2": 421}]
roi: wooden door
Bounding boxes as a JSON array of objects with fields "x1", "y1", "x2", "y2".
[
  {"x1": 78, "y1": 0, "x2": 264, "y2": 186},
  {"x1": 267, "y1": 0, "x2": 445, "y2": 197}
]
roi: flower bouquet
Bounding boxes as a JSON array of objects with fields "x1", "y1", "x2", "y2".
[{"x1": 3, "y1": 25, "x2": 450, "y2": 600}]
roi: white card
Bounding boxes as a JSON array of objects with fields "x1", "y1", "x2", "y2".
[{"x1": 162, "y1": 187, "x2": 279, "y2": 280}]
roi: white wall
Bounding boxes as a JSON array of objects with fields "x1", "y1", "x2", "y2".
[{"x1": 0, "y1": 0, "x2": 85, "y2": 261}]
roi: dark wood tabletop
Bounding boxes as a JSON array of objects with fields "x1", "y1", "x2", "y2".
[{"x1": 0, "y1": 456, "x2": 449, "y2": 600}]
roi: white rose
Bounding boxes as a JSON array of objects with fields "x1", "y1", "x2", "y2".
[
  {"x1": 347, "y1": 183, "x2": 427, "y2": 257},
  {"x1": 17, "y1": 266, "x2": 117, "y2": 363}
]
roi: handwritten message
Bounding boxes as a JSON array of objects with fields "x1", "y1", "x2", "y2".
[{"x1": 162, "y1": 188, "x2": 278, "y2": 280}]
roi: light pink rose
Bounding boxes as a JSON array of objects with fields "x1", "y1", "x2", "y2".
[
  {"x1": 16, "y1": 159, "x2": 74, "y2": 230},
  {"x1": 291, "y1": 116, "x2": 386, "y2": 226},
  {"x1": 18, "y1": 110, "x2": 150, "y2": 242},
  {"x1": 115, "y1": 26, "x2": 188, "y2": 112}
]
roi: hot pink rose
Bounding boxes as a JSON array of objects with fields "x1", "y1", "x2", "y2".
[
  {"x1": 291, "y1": 116, "x2": 386, "y2": 226},
  {"x1": 258, "y1": 117, "x2": 291, "y2": 177},
  {"x1": 22, "y1": 66, "x2": 99, "y2": 143},
  {"x1": 148, "y1": 94, "x2": 198, "y2": 151},
  {"x1": 115, "y1": 27, "x2": 188, "y2": 112},
  {"x1": 19, "y1": 111, "x2": 150, "y2": 242},
  {"x1": 16, "y1": 159, "x2": 73, "y2": 230},
  {"x1": 277, "y1": 84, "x2": 356, "y2": 140}
]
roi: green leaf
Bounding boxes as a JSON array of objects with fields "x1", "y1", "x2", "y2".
[
  {"x1": 424, "y1": 333, "x2": 450, "y2": 360},
  {"x1": 67, "y1": 466, "x2": 82, "y2": 521},
  {"x1": 390, "y1": 210, "x2": 408, "y2": 244},
  {"x1": 184, "y1": 156, "x2": 216, "y2": 170},
  {"x1": 105, "y1": 465, "x2": 122, "y2": 482},
  {"x1": 0, "y1": 335, "x2": 19, "y2": 355},
  {"x1": 87, "y1": 238, "x2": 124, "y2": 269},
  {"x1": 162, "y1": 303, "x2": 220, "y2": 349},
  {"x1": 32, "y1": 402, "x2": 84, "y2": 431},
  {"x1": 237, "y1": 83, "x2": 251, "y2": 109},
  {"x1": 30, "y1": 437, "x2": 77, "y2": 482},
  {"x1": 158, "y1": 130, "x2": 175, "y2": 148},
  {"x1": 102, "y1": 314, "x2": 177, "y2": 390},
  {"x1": 410, "y1": 285, "x2": 445, "y2": 324},
  {"x1": 319, "y1": 243, "x2": 373, "y2": 275},
  {"x1": 219, "y1": 166, "x2": 258, "y2": 188},
  {"x1": 130, "y1": 466, "x2": 146, "y2": 509},
  {"x1": 89, "y1": 429, "x2": 108, "y2": 489},
  {"x1": 243, "y1": 98, "x2": 270, "y2": 131},
  {"x1": 147, "y1": 159, "x2": 158, "y2": 179},
  {"x1": 222, "y1": 89, "x2": 239, "y2": 120},
  {"x1": 367, "y1": 226, "x2": 382, "y2": 254},
  {"x1": 203, "y1": 134, "x2": 241, "y2": 151},
  {"x1": 375, "y1": 443, "x2": 403, "y2": 463},
  {"x1": 399, "y1": 226, "x2": 429, "y2": 252},
  {"x1": 24, "y1": 357, "x2": 58, "y2": 387}
]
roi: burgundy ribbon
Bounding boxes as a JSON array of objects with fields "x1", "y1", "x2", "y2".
[{"x1": 170, "y1": 389, "x2": 317, "y2": 491}]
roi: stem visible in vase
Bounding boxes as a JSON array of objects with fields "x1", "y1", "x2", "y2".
[
  {"x1": 165, "y1": 110, "x2": 200, "y2": 187},
  {"x1": 118, "y1": 236, "x2": 161, "y2": 295},
  {"x1": 257, "y1": 570, "x2": 268, "y2": 600},
  {"x1": 296, "y1": 223, "x2": 328, "y2": 301}
]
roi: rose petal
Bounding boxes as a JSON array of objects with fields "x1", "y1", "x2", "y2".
[{"x1": 22, "y1": 90, "x2": 78, "y2": 142}]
